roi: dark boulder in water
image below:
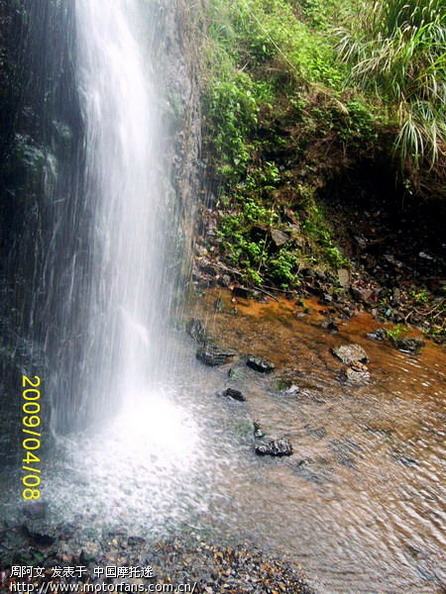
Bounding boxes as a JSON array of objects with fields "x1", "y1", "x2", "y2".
[
  {"x1": 222, "y1": 387, "x2": 246, "y2": 401},
  {"x1": 246, "y1": 354, "x2": 275, "y2": 373}
]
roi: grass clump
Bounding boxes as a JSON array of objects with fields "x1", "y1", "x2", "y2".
[{"x1": 336, "y1": 0, "x2": 446, "y2": 174}]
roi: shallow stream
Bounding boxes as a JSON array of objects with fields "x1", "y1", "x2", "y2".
[{"x1": 184, "y1": 289, "x2": 446, "y2": 593}]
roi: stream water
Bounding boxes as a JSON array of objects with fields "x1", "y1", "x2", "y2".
[{"x1": 185, "y1": 290, "x2": 446, "y2": 593}]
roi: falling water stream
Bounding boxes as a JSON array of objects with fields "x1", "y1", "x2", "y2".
[
  {"x1": 1, "y1": 2, "x2": 445, "y2": 593},
  {"x1": 42, "y1": 0, "x2": 209, "y2": 531},
  {"x1": 62, "y1": 0, "x2": 168, "y2": 427}
]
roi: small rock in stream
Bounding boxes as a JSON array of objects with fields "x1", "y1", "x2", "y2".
[
  {"x1": 332, "y1": 343, "x2": 369, "y2": 365},
  {"x1": 320, "y1": 318, "x2": 339, "y2": 332},
  {"x1": 221, "y1": 388, "x2": 246, "y2": 402},
  {"x1": 255, "y1": 438, "x2": 293, "y2": 457},
  {"x1": 196, "y1": 346, "x2": 235, "y2": 366},
  {"x1": 246, "y1": 354, "x2": 275, "y2": 373},
  {"x1": 253, "y1": 421, "x2": 265, "y2": 438},
  {"x1": 342, "y1": 361, "x2": 370, "y2": 384},
  {"x1": 390, "y1": 336, "x2": 425, "y2": 354},
  {"x1": 367, "y1": 328, "x2": 386, "y2": 341},
  {"x1": 186, "y1": 318, "x2": 207, "y2": 343},
  {"x1": 283, "y1": 384, "x2": 300, "y2": 395},
  {"x1": 397, "y1": 455, "x2": 418, "y2": 467}
]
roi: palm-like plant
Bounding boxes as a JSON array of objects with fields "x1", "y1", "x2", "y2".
[{"x1": 336, "y1": 0, "x2": 446, "y2": 171}]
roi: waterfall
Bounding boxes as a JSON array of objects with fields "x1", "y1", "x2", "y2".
[
  {"x1": 49, "y1": 0, "x2": 173, "y2": 432},
  {"x1": 37, "y1": 0, "x2": 206, "y2": 530},
  {"x1": 1, "y1": 0, "x2": 214, "y2": 537}
]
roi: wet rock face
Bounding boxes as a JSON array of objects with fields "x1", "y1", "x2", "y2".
[
  {"x1": 196, "y1": 346, "x2": 235, "y2": 366},
  {"x1": 332, "y1": 344, "x2": 369, "y2": 365},
  {"x1": 246, "y1": 355, "x2": 275, "y2": 373},
  {"x1": 255, "y1": 438, "x2": 293, "y2": 457}
]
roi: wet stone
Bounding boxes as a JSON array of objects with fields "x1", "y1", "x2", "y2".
[
  {"x1": 320, "y1": 293, "x2": 333, "y2": 304},
  {"x1": 222, "y1": 388, "x2": 246, "y2": 402},
  {"x1": 255, "y1": 438, "x2": 293, "y2": 457},
  {"x1": 329, "y1": 439, "x2": 363, "y2": 468},
  {"x1": 390, "y1": 336, "x2": 425, "y2": 354},
  {"x1": 367, "y1": 328, "x2": 386, "y2": 341},
  {"x1": 253, "y1": 421, "x2": 265, "y2": 439},
  {"x1": 320, "y1": 318, "x2": 339, "y2": 332},
  {"x1": 214, "y1": 297, "x2": 225, "y2": 311},
  {"x1": 397, "y1": 456, "x2": 418, "y2": 467},
  {"x1": 276, "y1": 379, "x2": 300, "y2": 394},
  {"x1": 22, "y1": 523, "x2": 57, "y2": 546},
  {"x1": 304, "y1": 425, "x2": 327, "y2": 439},
  {"x1": 293, "y1": 458, "x2": 335, "y2": 484},
  {"x1": 332, "y1": 343, "x2": 369, "y2": 365},
  {"x1": 196, "y1": 346, "x2": 235, "y2": 366},
  {"x1": 246, "y1": 355, "x2": 275, "y2": 373},
  {"x1": 343, "y1": 361, "x2": 370, "y2": 384},
  {"x1": 283, "y1": 384, "x2": 300, "y2": 395},
  {"x1": 186, "y1": 319, "x2": 207, "y2": 344}
]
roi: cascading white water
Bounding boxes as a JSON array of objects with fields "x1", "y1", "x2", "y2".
[
  {"x1": 73, "y1": 0, "x2": 169, "y2": 424},
  {"x1": 37, "y1": 0, "x2": 214, "y2": 531}
]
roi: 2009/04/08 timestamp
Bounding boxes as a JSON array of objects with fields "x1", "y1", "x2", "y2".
[{"x1": 21, "y1": 375, "x2": 42, "y2": 500}]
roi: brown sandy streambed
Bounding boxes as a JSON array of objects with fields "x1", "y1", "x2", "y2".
[{"x1": 187, "y1": 289, "x2": 446, "y2": 593}]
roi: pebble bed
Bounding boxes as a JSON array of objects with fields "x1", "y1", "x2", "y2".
[{"x1": 1, "y1": 525, "x2": 316, "y2": 594}]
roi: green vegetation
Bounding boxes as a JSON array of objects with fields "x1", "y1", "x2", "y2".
[
  {"x1": 201, "y1": 0, "x2": 370, "y2": 287},
  {"x1": 200, "y1": 0, "x2": 445, "y2": 290},
  {"x1": 336, "y1": 0, "x2": 446, "y2": 176},
  {"x1": 385, "y1": 325, "x2": 409, "y2": 342}
]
